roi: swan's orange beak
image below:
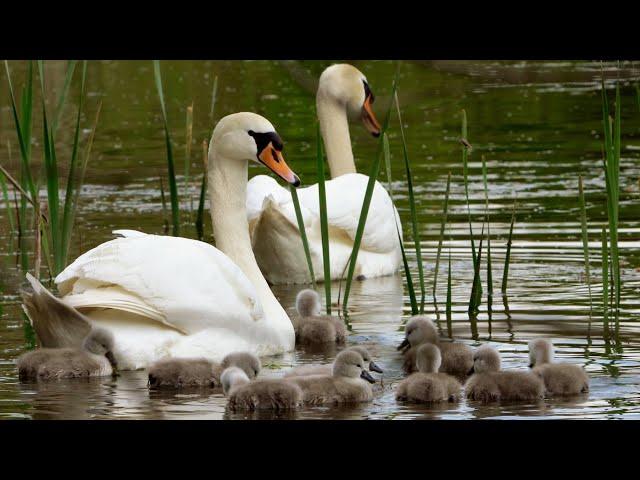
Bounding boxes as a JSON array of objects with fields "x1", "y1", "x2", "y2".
[
  {"x1": 258, "y1": 142, "x2": 300, "y2": 187},
  {"x1": 361, "y1": 94, "x2": 381, "y2": 137}
]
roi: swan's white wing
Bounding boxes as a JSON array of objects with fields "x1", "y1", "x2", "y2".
[
  {"x1": 55, "y1": 235, "x2": 263, "y2": 336},
  {"x1": 247, "y1": 175, "x2": 298, "y2": 223},
  {"x1": 297, "y1": 173, "x2": 401, "y2": 253}
]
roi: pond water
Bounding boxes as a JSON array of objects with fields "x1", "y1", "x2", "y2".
[{"x1": 0, "y1": 60, "x2": 639, "y2": 419}]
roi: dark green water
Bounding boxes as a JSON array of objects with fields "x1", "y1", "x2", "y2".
[{"x1": 0, "y1": 60, "x2": 639, "y2": 419}]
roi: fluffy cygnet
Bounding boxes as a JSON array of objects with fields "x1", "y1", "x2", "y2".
[
  {"x1": 285, "y1": 349, "x2": 376, "y2": 405},
  {"x1": 222, "y1": 366, "x2": 303, "y2": 411},
  {"x1": 283, "y1": 345, "x2": 383, "y2": 378},
  {"x1": 293, "y1": 289, "x2": 346, "y2": 345},
  {"x1": 147, "y1": 351, "x2": 261, "y2": 389},
  {"x1": 396, "y1": 344, "x2": 461, "y2": 403},
  {"x1": 397, "y1": 316, "x2": 473, "y2": 378},
  {"x1": 465, "y1": 345, "x2": 544, "y2": 403},
  {"x1": 17, "y1": 328, "x2": 118, "y2": 380},
  {"x1": 529, "y1": 339, "x2": 589, "y2": 396}
]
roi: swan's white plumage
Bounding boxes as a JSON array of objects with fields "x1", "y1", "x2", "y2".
[{"x1": 247, "y1": 173, "x2": 402, "y2": 284}]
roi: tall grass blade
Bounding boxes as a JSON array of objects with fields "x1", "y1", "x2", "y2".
[
  {"x1": 195, "y1": 141, "x2": 208, "y2": 241},
  {"x1": 446, "y1": 246, "x2": 452, "y2": 338},
  {"x1": 184, "y1": 102, "x2": 194, "y2": 215},
  {"x1": 394, "y1": 90, "x2": 425, "y2": 312},
  {"x1": 159, "y1": 177, "x2": 169, "y2": 235},
  {"x1": 209, "y1": 75, "x2": 219, "y2": 121},
  {"x1": 290, "y1": 185, "x2": 315, "y2": 284},
  {"x1": 578, "y1": 175, "x2": 593, "y2": 312},
  {"x1": 433, "y1": 172, "x2": 451, "y2": 300},
  {"x1": 153, "y1": 60, "x2": 180, "y2": 237},
  {"x1": 481, "y1": 156, "x2": 493, "y2": 313},
  {"x1": 501, "y1": 196, "x2": 517, "y2": 294},
  {"x1": 468, "y1": 223, "x2": 484, "y2": 316},
  {"x1": 601, "y1": 226, "x2": 609, "y2": 337},
  {"x1": 1, "y1": 171, "x2": 15, "y2": 234},
  {"x1": 342, "y1": 63, "x2": 400, "y2": 315},
  {"x1": 383, "y1": 131, "x2": 418, "y2": 314},
  {"x1": 316, "y1": 124, "x2": 331, "y2": 313}
]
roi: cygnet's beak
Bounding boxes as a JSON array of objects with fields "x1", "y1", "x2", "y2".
[
  {"x1": 397, "y1": 338, "x2": 410, "y2": 352},
  {"x1": 528, "y1": 363, "x2": 534, "y2": 369},
  {"x1": 369, "y1": 361, "x2": 384, "y2": 374},
  {"x1": 360, "y1": 370, "x2": 376, "y2": 384}
]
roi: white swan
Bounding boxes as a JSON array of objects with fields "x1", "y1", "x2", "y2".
[
  {"x1": 22, "y1": 112, "x2": 300, "y2": 370},
  {"x1": 247, "y1": 63, "x2": 403, "y2": 285}
]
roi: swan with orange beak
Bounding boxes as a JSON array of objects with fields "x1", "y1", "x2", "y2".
[{"x1": 246, "y1": 64, "x2": 403, "y2": 285}]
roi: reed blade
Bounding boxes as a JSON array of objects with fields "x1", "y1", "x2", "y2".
[
  {"x1": 501, "y1": 196, "x2": 517, "y2": 294},
  {"x1": 383, "y1": 131, "x2": 418, "y2": 314},
  {"x1": 184, "y1": 102, "x2": 194, "y2": 215},
  {"x1": 578, "y1": 175, "x2": 593, "y2": 312},
  {"x1": 601, "y1": 226, "x2": 609, "y2": 337},
  {"x1": 433, "y1": 172, "x2": 451, "y2": 300},
  {"x1": 481, "y1": 155, "x2": 493, "y2": 312},
  {"x1": 468, "y1": 223, "x2": 484, "y2": 316},
  {"x1": 342, "y1": 63, "x2": 400, "y2": 315},
  {"x1": 159, "y1": 177, "x2": 169, "y2": 235},
  {"x1": 290, "y1": 184, "x2": 315, "y2": 284},
  {"x1": 196, "y1": 140, "x2": 208, "y2": 241},
  {"x1": 209, "y1": 75, "x2": 219, "y2": 121},
  {"x1": 1, "y1": 170, "x2": 15, "y2": 234},
  {"x1": 51, "y1": 60, "x2": 77, "y2": 136},
  {"x1": 153, "y1": 60, "x2": 180, "y2": 237},
  {"x1": 394, "y1": 90, "x2": 425, "y2": 312},
  {"x1": 316, "y1": 124, "x2": 331, "y2": 313},
  {"x1": 446, "y1": 246, "x2": 452, "y2": 338}
]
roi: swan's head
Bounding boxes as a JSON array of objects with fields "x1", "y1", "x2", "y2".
[
  {"x1": 397, "y1": 316, "x2": 438, "y2": 352},
  {"x1": 210, "y1": 112, "x2": 300, "y2": 186},
  {"x1": 415, "y1": 344, "x2": 442, "y2": 374},
  {"x1": 332, "y1": 349, "x2": 376, "y2": 383},
  {"x1": 318, "y1": 64, "x2": 381, "y2": 137},
  {"x1": 83, "y1": 328, "x2": 118, "y2": 371},
  {"x1": 347, "y1": 346, "x2": 384, "y2": 373},
  {"x1": 528, "y1": 338, "x2": 554, "y2": 368},
  {"x1": 221, "y1": 351, "x2": 261, "y2": 379},
  {"x1": 221, "y1": 366, "x2": 250, "y2": 395},
  {"x1": 295, "y1": 289, "x2": 321, "y2": 317},
  {"x1": 470, "y1": 345, "x2": 501, "y2": 374}
]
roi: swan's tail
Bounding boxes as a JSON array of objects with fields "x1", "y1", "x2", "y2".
[{"x1": 21, "y1": 273, "x2": 92, "y2": 348}]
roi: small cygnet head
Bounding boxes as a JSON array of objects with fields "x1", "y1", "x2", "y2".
[
  {"x1": 296, "y1": 289, "x2": 321, "y2": 317},
  {"x1": 348, "y1": 346, "x2": 383, "y2": 374},
  {"x1": 469, "y1": 345, "x2": 501, "y2": 375},
  {"x1": 83, "y1": 328, "x2": 118, "y2": 370},
  {"x1": 221, "y1": 352, "x2": 261, "y2": 379},
  {"x1": 333, "y1": 350, "x2": 376, "y2": 384},
  {"x1": 528, "y1": 338, "x2": 554, "y2": 368},
  {"x1": 317, "y1": 64, "x2": 381, "y2": 137},
  {"x1": 210, "y1": 112, "x2": 300, "y2": 186},
  {"x1": 397, "y1": 316, "x2": 438, "y2": 352},
  {"x1": 221, "y1": 366, "x2": 250, "y2": 395},
  {"x1": 415, "y1": 344, "x2": 442, "y2": 374}
]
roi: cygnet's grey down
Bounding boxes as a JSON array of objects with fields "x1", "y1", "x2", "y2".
[
  {"x1": 396, "y1": 344, "x2": 461, "y2": 403},
  {"x1": 465, "y1": 345, "x2": 544, "y2": 403},
  {"x1": 283, "y1": 345, "x2": 383, "y2": 378},
  {"x1": 285, "y1": 349, "x2": 376, "y2": 405},
  {"x1": 222, "y1": 367, "x2": 303, "y2": 411},
  {"x1": 17, "y1": 328, "x2": 118, "y2": 380},
  {"x1": 397, "y1": 316, "x2": 473, "y2": 378},
  {"x1": 148, "y1": 351, "x2": 261, "y2": 389},
  {"x1": 528, "y1": 339, "x2": 589, "y2": 396},
  {"x1": 293, "y1": 289, "x2": 346, "y2": 345}
]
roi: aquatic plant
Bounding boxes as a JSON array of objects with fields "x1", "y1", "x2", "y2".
[
  {"x1": 289, "y1": 183, "x2": 315, "y2": 285},
  {"x1": 195, "y1": 140, "x2": 208, "y2": 241},
  {"x1": 184, "y1": 102, "x2": 194, "y2": 217},
  {"x1": 501, "y1": 196, "x2": 517, "y2": 295},
  {"x1": 341, "y1": 64, "x2": 399, "y2": 316},
  {"x1": 316, "y1": 124, "x2": 332, "y2": 313},
  {"x1": 468, "y1": 223, "x2": 484, "y2": 317},
  {"x1": 601, "y1": 226, "x2": 609, "y2": 336},
  {"x1": 153, "y1": 60, "x2": 180, "y2": 237},
  {"x1": 432, "y1": 172, "x2": 451, "y2": 301},
  {"x1": 481, "y1": 155, "x2": 493, "y2": 314}
]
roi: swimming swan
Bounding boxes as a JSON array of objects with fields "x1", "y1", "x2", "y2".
[
  {"x1": 246, "y1": 64, "x2": 402, "y2": 284},
  {"x1": 21, "y1": 113, "x2": 301, "y2": 370}
]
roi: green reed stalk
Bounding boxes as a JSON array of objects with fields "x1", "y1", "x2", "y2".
[
  {"x1": 290, "y1": 185, "x2": 315, "y2": 284},
  {"x1": 461, "y1": 110, "x2": 479, "y2": 287},
  {"x1": 394, "y1": 90, "x2": 425, "y2": 312},
  {"x1": 601, "y1": 226, "x2": 609, "y2": 335},
  {"x1": 184, "y1": 102, "x2": 194, "y2": 217},
  {"x1": 433, "y1": 172, "x2": 451, "y2": 300},
  {"x1": 501, "y1": 196, "x2": 517, "y2": 294},
  {"x1": 159, "y1": 177, "x2": 169, "y2": 235},
  {"x1": 51, "y1": 60, "x2": 77, "y2": 136},
  {"x1": 468, "y1": 223, "x2": 484, "y2": 316},
  {"x1": 316, "y1": 124, "x2": 331, "y2": 313},
  {"x1": 342, "y1": 63, "x2": 400, "y2": 315},
  {"x1": 153, "y1": 60, "x2": 180, "y2": 237},
  {"x1": 481, "y1": 155, "x2": 493, "y2": 312},
  {"x1": 209, "y1": 75, "x2": 219, "y2": 121},
  {"x1": 1, "y1": 172, "x2": 15, "y2": 234},
  {"x1": 383, "y1": 131, "x2": 418, "y2": 314},
  {"x1": 195, "y1": 141, "x2": 208, "y2": 241},
  {"x1": 578, "y1": 175, "x2": 593, "y2": 312}
]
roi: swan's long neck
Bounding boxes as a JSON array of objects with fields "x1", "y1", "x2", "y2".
[
  {"x1": 208, "y1": 148, "x2": 291, "y2": 337},
  {"x1": 317, "y1": 93, "x2": 356, "y2": 178}
]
